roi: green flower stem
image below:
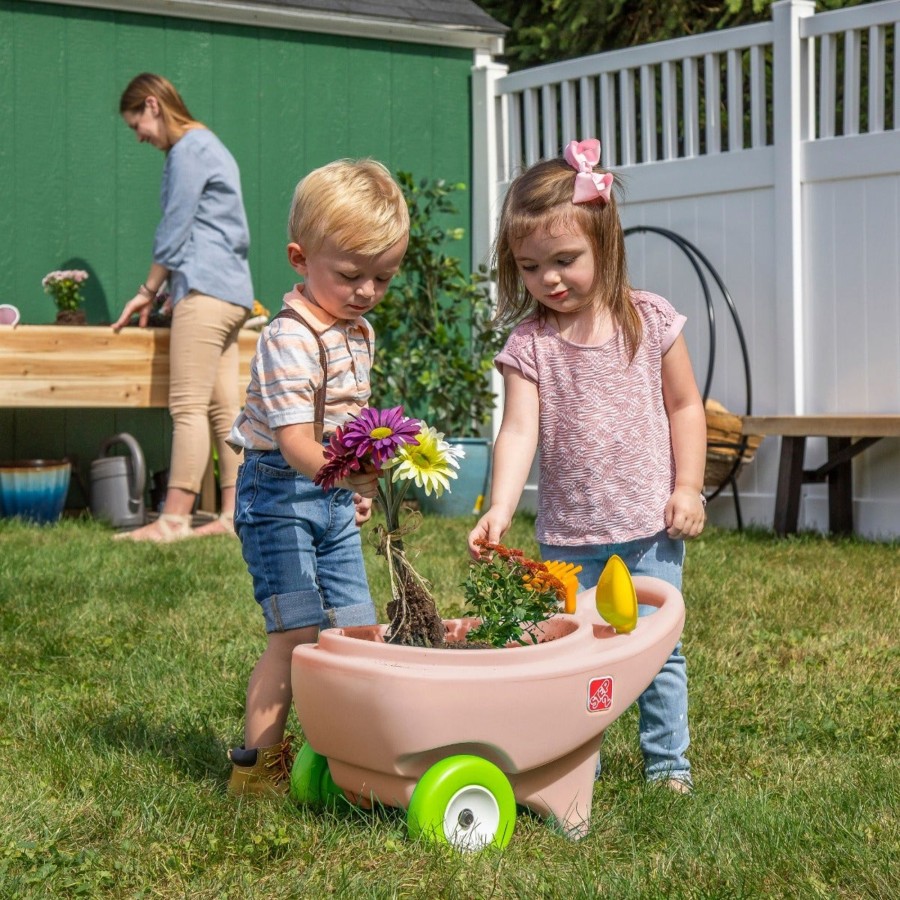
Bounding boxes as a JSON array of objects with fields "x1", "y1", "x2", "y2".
[{"x1": 375, "y1": 473, "x2": 414, "y2": 602}]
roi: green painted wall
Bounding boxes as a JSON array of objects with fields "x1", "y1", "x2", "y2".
[{"x1": 0, "y1": 0, "x2": 475, "y2": 507}]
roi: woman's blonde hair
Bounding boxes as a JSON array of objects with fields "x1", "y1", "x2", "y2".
[
  {"x1": 494, "y1": 156, "x2": 642, "y2": 360},
  {"x1": 119, "y1": 73, "x2": 199, "y2": 144},
  {"x1": 288, "y1": 159, "x2": 409, "y2": 257}
]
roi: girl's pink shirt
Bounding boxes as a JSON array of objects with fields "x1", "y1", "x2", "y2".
[{"x1": 495, "y1": 290, "x2": 686, "y2": 545}]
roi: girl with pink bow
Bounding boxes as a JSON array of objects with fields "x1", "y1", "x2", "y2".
[{"x1": 468, "y1": 139, "x2": 707, "y2": 793}]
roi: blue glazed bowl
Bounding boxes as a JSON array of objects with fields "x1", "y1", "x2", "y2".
[{"x1": 0, "y1": 459, "x2": 72, "y2": 524}]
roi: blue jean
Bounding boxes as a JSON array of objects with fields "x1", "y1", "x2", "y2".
[
  {"x1": 235, "y1": 448, "x2": 376, "y2": 633},
  {"x1": 539, "y1": 531, "x2": 691, "y2": 784}
]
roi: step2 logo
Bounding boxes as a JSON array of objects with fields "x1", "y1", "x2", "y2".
[{"x1": 587, "y1": 676, "x2": 613, "y2": 712}]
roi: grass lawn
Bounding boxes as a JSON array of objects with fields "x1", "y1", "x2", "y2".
[{"x1": 0, "y1": 515, "x2": 897, "y2": 898}]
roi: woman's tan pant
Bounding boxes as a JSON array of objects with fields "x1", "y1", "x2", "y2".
[{"x1": 167, "y1": 292, "x2": 249, "y2": 495}]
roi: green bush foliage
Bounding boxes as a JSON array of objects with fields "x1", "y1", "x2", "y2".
[{"x1": 369, "y1": 173, "x2": 505, "y2": 437}]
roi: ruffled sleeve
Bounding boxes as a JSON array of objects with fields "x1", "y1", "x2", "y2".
[
  {"x1": 494, "y1": 319, "x2": 539, "y2": 382},
  {"x1": 633, "y1": 291, "x2": 686, "y2": 355}
]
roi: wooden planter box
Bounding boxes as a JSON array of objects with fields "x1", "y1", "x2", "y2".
[{"x1": 0, "y1": 325, "x2": 257, "y2": 408}]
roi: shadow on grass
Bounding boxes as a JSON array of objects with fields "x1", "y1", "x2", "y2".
[{"x1": 90, "y1": 707, "x2": 230, "y2": 786}]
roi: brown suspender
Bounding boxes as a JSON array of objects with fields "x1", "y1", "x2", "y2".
[{"x1": 272, "y1": 307, "x2": 371, "y2": 443}]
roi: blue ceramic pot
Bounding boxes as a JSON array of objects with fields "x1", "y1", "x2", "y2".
[
  {"x1": 0, "y1": 459, "x2": 72, "y2": 524},
  {"x1": 417, "y1": 437, "x2": 491, "y2": 517}
]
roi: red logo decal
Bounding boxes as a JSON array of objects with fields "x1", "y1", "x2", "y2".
[{"x1": 587, "y1": 676, "x2": 613, "y2": 712}]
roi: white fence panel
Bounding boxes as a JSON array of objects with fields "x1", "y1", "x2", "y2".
[{"x1": 473, "y1": 0, "x2": 900, "y2": 538}]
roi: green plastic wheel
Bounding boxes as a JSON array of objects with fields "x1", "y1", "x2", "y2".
[
  {"x1": 407, "y1": 755, "x2": 516, "y2": 851},
  {"x1": 289, "y1": 743, "x2": 343, "y2": 806}
]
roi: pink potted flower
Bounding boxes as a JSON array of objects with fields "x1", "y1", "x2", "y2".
[{"x1": 42, "y1": 269, "x2": 89, "y2": 324}]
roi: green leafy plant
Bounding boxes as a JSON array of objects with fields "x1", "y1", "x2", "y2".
[
  {"x1": 368, "y1": 173, "x2": 505, "y2": 437},
  {"x1": 463, "y1": 540, "x2": 564, "y2": 647}
]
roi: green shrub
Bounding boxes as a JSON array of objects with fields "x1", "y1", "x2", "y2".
[{"x1": 369, "y1": 173, "x2": 505, "y2": 437}]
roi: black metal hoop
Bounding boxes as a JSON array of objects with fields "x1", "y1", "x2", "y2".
[{"x1": 624, "y1": 226, "x2": 754, "y2": 526}]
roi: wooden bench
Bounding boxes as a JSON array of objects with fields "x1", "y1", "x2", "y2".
[{"x1": 741, "y1": 415, "x2": 900, "y2": 536}]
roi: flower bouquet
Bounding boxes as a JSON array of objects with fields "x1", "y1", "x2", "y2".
[
  {"x1": 42, "y1": 269, "x2": 89, "y2": 323},
  {"x1": 314, "y1": 406, "x2": 464, "y2": 647},
  {"x1": 314, "y1": 406, "x2": 574, "y2": 649}
]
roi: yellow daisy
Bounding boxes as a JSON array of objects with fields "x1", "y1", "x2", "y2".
[{"x1": 387, "y1": 425, "x2": 464, "y2": 497}]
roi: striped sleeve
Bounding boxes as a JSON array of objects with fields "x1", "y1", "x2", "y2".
[{"x1": 255, "y1": 318, "x2": 323, "y2": 430}]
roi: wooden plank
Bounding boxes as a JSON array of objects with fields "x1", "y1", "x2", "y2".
[
  {"x1": 0, "y1": 9, "x2": 14, "y2": 292},
  {"x1": 430, "y1": 46, "x2": 473, "y2": 199},
  {"x1": 66, "y1": 7, "x2": 119, "y2": 328},
  {"x1": 0, "y1": 325, "x2": 257, "y2": 409},
  {"x1": 0, "y1": 411, "x2": 14, "y2": 459},
  {"x1": 14, "y1": 4, "x2": 67, "y2": 319},
  {"x1": 742, "y1": 415, "x2": 900, "y2": 438}
]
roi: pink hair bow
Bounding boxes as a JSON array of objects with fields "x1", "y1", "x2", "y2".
[{"x1": 564, "y1": 139, "x2": 614, "y2": 205}]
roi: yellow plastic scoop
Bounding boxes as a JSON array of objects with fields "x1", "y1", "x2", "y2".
[
  {"x1": 595, "y1": 555, "x2": 638, "y2": 633},
  {"x1": 544, "y1": 560, "x2": 583, "y2": 613}
]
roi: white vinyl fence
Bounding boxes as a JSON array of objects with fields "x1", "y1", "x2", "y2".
[{"x1": 472, "y1": 0, "x2": 900, "y2": 538}]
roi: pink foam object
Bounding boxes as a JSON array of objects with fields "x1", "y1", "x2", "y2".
[{"x1": 291, "y1": 575, "x2": 684, "y2": 839}]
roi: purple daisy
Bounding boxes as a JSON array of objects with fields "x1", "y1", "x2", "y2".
[{"x1": 340, "y1": 406, "x2": 421, "y2": 469}]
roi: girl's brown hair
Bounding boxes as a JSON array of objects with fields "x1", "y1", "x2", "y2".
[
  {"x1": 493, "y1": 156, "x2": 642, "y2": 361},
  {"x1": 119, "y1": 73, "x2": 199, "y2": 145}
]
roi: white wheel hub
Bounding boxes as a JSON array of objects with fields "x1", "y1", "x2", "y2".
[{"x1": 442, "y1": 785, "x2": 500, "y2": 851}]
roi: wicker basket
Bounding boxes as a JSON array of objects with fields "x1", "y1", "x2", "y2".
[{"x1": 704, "y1": 399, "x2": 763, "y2": 489}]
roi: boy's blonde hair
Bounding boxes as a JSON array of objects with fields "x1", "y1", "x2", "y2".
[
  {"x1": 288, "y1": 159, "x2": 409, "y2": 256},
  {"x1": 493, "y1": 156, "x2": 642, "y2": 360}
]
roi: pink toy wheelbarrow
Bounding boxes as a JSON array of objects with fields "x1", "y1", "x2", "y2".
[{"x1": 290, "y1": 565, "x2": 684, "y2": 851}]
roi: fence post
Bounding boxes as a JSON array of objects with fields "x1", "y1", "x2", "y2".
[
  {"x1": 471, "y1": 51, "x2": 508, "y2": 274},
  {"x1": 772, "y1": 0, "x2": 815, "y2": 414},
  {"x1": 472, "y1": 51, "x2": 509, "y2": 442}
]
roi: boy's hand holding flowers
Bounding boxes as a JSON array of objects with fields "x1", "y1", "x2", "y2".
[{"x1": 314, "y1": 405, "x2": 464, "y2": 646}]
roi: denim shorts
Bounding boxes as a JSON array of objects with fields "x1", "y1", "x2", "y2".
[{"x1": 234, "y1": 448, "x2": 376, "y2": 633}]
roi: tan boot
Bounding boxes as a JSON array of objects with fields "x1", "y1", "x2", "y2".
[{"x1": 227, "y1": 736, "x2": 295, "y2": 798}]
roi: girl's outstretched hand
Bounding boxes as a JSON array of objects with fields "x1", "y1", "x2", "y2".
[
  {"x1": 467, "y1": 509, "x2": 511, "y2": 559},
  {"x1": 665, "y1": 487, "x2": 706, "y2": 539}
]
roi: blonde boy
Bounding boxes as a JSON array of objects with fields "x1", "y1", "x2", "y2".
[{"x1": 227, "y1": 160, "x2": 409, "y2": 795}]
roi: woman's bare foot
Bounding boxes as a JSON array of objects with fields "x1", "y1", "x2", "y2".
[
  {"x1": 114, "y1": 513, "x2": 193, "y2": 542},
  {"x1": 192, "y1": 513, "x2": 236, "y2": 537}
]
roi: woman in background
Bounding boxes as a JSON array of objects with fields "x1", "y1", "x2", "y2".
[{"x1": 113, "y1": 73, "x2": 254, "y2": 541}]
